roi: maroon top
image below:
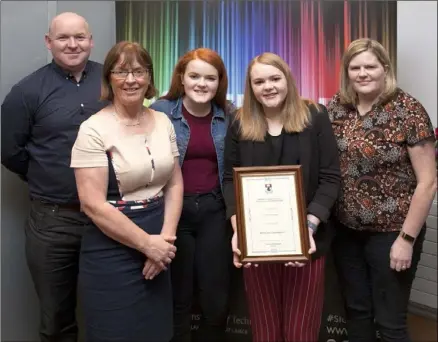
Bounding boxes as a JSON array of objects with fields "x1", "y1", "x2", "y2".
[{"x1": 181, "y1": 104, "x2": 219, "y2": 194}]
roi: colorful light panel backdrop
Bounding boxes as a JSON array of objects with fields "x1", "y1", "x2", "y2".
[{"x1": 116, "y1": 0, "x2": 397, "y2": 106}]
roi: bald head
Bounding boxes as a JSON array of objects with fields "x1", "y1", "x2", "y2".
[
  {"x1": 45, "y1": 12, "x2": 93, "y2": 76},
  {"x1": 48, "y1": 12, "x2": 90, "y2": 37}
]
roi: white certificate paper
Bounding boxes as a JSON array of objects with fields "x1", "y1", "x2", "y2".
[{"x1": 241, "y1": 175, "x2": 302, "y2": 257}]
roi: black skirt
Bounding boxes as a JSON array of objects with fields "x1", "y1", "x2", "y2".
[{"x1": 79, "y1": 197, "x2": 173, "y2": 342}]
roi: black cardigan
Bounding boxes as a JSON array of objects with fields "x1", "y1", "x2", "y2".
[{"x1": 222, "y1": 104, "x2": 341, "y2": 260}]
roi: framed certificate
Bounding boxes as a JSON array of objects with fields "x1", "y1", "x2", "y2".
[{"x1": 233, "y1": 165, "x2": 310, "y2": 263}]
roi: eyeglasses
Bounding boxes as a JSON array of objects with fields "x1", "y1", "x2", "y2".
[{"x1": 110, "y1": 70, "x2": 148, "y2": 79}]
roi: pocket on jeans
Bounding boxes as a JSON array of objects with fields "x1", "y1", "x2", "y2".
[
  {"x1": 216, "y1": 194, "x2": 225, "y2": 205},
  {"x1": 26, "y1": 205, "x2": 47, "y2": 235},
  {"x1": 30, "y1": 204, "x2": 46, "y2": 220},
  {"x1": 27, "y1": 202, "x2": 58, "y2": 232},
  {"x1": 213, "y1": 193, "x2": 226, "y2": 210}
]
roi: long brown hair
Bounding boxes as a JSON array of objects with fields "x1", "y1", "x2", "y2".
[
  {"x1": 237, "y1": 52, "x2": 312, "y2": 141},
  {"x1": 160, "y1": 48, "x2": 228, "y2": 111}
]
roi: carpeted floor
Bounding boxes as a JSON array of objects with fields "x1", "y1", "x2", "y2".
[{"x1": 409, "y1": 313, "x2": 437, "y2": 341}]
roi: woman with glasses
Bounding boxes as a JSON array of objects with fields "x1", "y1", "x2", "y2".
[{"x1": 70, "y1": 41, "x2": 183, "y2": 341}]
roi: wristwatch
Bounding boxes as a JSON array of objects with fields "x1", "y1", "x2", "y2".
[
  {"x1": 399, "y1": 231, "x2": 416, "y2": 244},
  {"x1": 307, "y1": 220, "x2": 318, "y2": 234}
]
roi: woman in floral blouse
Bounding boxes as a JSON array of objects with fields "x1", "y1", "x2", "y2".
[{"x1": 328, "y1": 38, "x2": 437, "y2": 342}]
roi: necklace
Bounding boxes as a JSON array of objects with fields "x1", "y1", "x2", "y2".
[{"x1": 113, "y1": 107, "x2": 143, "y2": 126}]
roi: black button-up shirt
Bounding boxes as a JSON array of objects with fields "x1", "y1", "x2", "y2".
[{"x1": 1, "y1": 60, "x2": 107, "y2": 204}]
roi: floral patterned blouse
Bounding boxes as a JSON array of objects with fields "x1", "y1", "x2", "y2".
[{"x1": 327, "y1": 88, "x2": 435, "y2": 232}]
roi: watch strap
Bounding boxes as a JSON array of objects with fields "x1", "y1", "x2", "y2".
[
  {"x1": 307, "y1": 220, "x2": 318, "y2": 234},
  {"x1": 399, "y1": 231, "x2": 416, "y2": 244}
]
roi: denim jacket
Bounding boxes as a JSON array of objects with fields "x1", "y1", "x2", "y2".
[{"x1": 149, "y1": 97, "x2": 233, "y2": 188}]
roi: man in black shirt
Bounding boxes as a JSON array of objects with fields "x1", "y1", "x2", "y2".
[{"x1": 1, "y1": 12, "x2": 106, "y2": 342}]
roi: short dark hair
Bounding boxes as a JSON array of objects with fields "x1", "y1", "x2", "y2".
[{"x1": 101, "y1": 41, "x2": 157, "y2": 101}]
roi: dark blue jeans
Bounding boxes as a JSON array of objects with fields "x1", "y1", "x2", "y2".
[
  {"x1": 171, "y1": 189, "x2": 232, "y2": 342},
  {"x1": 333, "y1": 223, "x2": 425, "y2": 342}
]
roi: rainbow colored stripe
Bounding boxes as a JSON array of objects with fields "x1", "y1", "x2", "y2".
[{"x1": 116, "y1": 0, "x2": 396, "y2": 106}]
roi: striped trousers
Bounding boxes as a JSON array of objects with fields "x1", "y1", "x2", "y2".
[{"x1": 243, "y1": 256, "x2": 325, "y2": 342}]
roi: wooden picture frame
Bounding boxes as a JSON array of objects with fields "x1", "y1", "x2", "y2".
[{"x1": 233, "y1": 165, "x2": 310, "y2": 263}]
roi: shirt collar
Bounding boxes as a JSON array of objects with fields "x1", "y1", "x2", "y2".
[{"x1": 50, "y1": 59, "x2": 92, "y2": 80}]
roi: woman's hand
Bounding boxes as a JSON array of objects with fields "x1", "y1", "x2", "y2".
[
  {"x1": 231, "y1": 231, "x2": 243, "y2": 268},
  {"x1": 142, "y1": 259, "x2": 164, "y2": 280},
  {"x1": 308, "y1": 227, "x2": 317, "y2": 254},
  {"x1": 284, "y1": 228, "x2": 317, "y2": 267},
  {"x1": 231, "y1": 215, "x2": 259, "y2": 268},
  {"x1": 230, "y1": 215, "x2": 242, "y2": 268},
  {"x1": 231, "y1": 231, "x2": 260, "y2": 269},
  {"x1": 143, "y1": 232, "x2": 179, "y2": 279},
  {"x1": 143, "y1": 234, "x2": 177, "y2": 269},
  {"x1": 390, "y1": 236, "x2": 413, "y2": 272}
]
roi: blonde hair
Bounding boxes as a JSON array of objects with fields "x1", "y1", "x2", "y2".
[
  {"x1": 340, "y1": 38, "x2": 397, "y2": 105},
  {"x1": 237, "y1": 53, "x2": 312, "y2": 141}
]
